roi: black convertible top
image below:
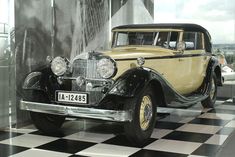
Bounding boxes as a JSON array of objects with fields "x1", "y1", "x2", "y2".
[{"x1": 112, "y1": 23, "x2": 212, "y2": 52}]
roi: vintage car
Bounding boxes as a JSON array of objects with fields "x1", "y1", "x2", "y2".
[{"x1": 20, "y1": 23, "x2": 222, "y2": 145}]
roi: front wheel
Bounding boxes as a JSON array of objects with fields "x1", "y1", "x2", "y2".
[
  {"x1": 24, "y1": 91, "x2": 65, "y2": 133},
  {"x1": 124, "y1": 86, "x2": 157, "y2": 146},
  {"x1": 201, "y1": 73, "x2": 217, "y2": 108},
  {"x1": 30, "y1": 112, "x2": 65, "y2": 134}
]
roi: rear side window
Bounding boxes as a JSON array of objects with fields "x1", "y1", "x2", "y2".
[{"x1": 183, "y1": 32, "x2": 203, "y2": 50}]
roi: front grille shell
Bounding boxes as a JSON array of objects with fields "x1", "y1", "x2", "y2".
[{"x1": 71, "y1": 59, "x2": 105, "y2": 105}]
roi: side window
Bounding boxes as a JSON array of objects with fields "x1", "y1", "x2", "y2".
[
  {"x1": 196, "y1": 32, "x2": 203, "y2": 49},
  {"x1": 183, "y1": 32, "x2": 195, "y2": 50},
  {"x1": 183, "y1": 32, "x2": 204, "y2": 50},
  {"x1": 169, "y1": 32, "x2": 179, "y2": 49},
  {"x1": 156, "y1": 32, "x2": 168, "y2": 47},
  {"x1": 116, "y1": 32, "x2": 129, "y2": 46}
]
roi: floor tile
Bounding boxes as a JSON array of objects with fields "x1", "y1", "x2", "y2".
[
  {"x1": 189, "y1": 118, "x2": 229, "y2": 126},
  {"x1": 216, "y1": 127, "x2": 235, "y2": 135},
  {"x1": 10, "y1": 148, "x2": 71, "y2": 157},
  {"x1": 198, "y1": 113, "x2": 235, "y2": 120},
  {"x1": 30, "y1": 129, "x2": 78, "y2": 138},
  {"x1": 76, "y1": 143, "x2": 140, "y2": 157},
  {"x1": 0, "y1": 134, "x2": 58, "y2": 148},
  {"x1": 63, "y1": 131, "x2": 115, "y2": 143},
  {"x1": 0, "y1": 131, "x2": 23, "y2": 141},
  {"x1": 0, "y1": 143, "x2": 29, "y2": 157},
  {"x1": 158, "y1": 114, "x2": 197, "y2": 124},
  {"x1": 205, "y1": 134, "x2": 228, "y2": 145},
  {"x1": 5, "y1": 127, "x2": 36, "y2": 134},
  {"x1": 130, "y1": 149, "x2": 187, "y2": 157},
  {"x1": 155, "y1": 121, "x2": 184, "y2": 130},
  {"x1": 215, "y1": 105, "x2": 235, "y2": 111},
  {"x1": 176, "y1": 124, "x2": 222, "y2": 134},
  {"x1": 102, "y1": 134, "x2": 156, "y2": 148},
  {"x1": 144, "y1": 139, "x2": 201, "y2": 154},
  {"x1": 208, "y1": 108, "x2": 235, "y2": 115},
  {"x1": 150, "y1": 129, "x2": 173, "y2": 139},
  {"x1": 191, "y1": 144, "x2": 220, "y2": 156},
  {"x1": 36, "y1": 139, "x2": 96, "y2": 154},
  {"x1": 163, "y1": 131, "x2": 212, "y2": 143},
  {"x1": 85, "y1": 122, "x2": 124, "y2": 134},
  {"x1": 179, "y1": 117, "x2": 195, "y2": 123},
  {"x1": 225, "y1": 120, "x2": 235, "y2": 128}
]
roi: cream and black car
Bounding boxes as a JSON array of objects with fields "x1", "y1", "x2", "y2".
[{"x1": 20, "y1": 23, "x2": 222, "y2": 145}]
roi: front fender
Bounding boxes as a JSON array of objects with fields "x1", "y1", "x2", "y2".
[
  {"x1": 23, "y1": 72, "x2": 44, "y2": 91},
  {"x1": 108, "y1": 67, "x2": 158, "y2": 97},
  {"x1": 22, "y1": 65, "x2": 53, "y2": 91}
]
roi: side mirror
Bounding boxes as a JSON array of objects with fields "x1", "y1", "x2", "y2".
[{"x1": 176, "y1": 41, "x2": 186, "y2": 53}]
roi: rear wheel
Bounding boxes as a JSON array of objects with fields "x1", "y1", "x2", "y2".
[
  {"x1": 24, "y1": 91, "x2": 65, "y2": 133},
  {"x1": 201, "y1": 73, "x2": 217, "y2": 108},
  {"x1": 124, "y1": 86, "x2": 157, "y2": 146}
]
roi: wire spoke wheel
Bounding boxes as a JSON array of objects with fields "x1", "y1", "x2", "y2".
[
  {"x1": 139, "y1": 95, "x2": 153, "y2": 131},
  {"x1": 124, "y1": 86, "x2": 157, "y2": 146}
]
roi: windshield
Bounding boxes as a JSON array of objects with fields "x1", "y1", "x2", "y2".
[{"x1": 113, "y1": 31, "x2": 179, "y2": 49}]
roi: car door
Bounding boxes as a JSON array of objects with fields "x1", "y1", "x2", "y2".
[
  {"x1": 181, "y1": 31, "x2": 209, "y2": 94},
  {"x1": 145, "y1": 31, "x2": 194, "y2": 95}
]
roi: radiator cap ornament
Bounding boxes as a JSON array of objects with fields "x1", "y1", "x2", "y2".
[
  {"x1": 137, "y1": 57, "x2": 145, "y2": 67},
  {"x1": 76, "y1": 76, "x2": 85, "y2": 87}
]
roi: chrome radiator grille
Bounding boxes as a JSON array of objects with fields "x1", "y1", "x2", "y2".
[
  {"x1": 72, "y1": 59, "x2": 100, "y2": 79},
  {"x1": 72, "y1": 59, "x2": 103, "y2": 105}
]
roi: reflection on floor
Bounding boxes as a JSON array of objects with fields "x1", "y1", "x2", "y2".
[{"x1": 1, "y1": 99, "x2": 235, "y2": 157}]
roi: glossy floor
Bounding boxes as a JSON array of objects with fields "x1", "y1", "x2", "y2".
[{"x1": 1, "y1": 100, "x2": 235, "y2": 157}]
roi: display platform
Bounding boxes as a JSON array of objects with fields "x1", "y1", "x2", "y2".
[{"x1": 1, "y1": 99, "x2": 235, "y2": 157}]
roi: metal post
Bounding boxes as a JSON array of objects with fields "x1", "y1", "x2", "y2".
[{"x1": 51, "y1": 0, "x2": 55, "y2": 57}]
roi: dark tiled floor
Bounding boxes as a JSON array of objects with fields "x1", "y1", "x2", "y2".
[
  {"x1": 189, "y1": 118, "x2": 230, "y2": 126},
  {"x1": 130, "y1": 149, "x2": 188, "y2": 157},
  {"x1": 192, "y1": 144, "x2": 220, "y2": 156},
  {"x1": 102, "y1": 134, "x2": 157, "y2": 148},
  {"x1": 0, "y1": 144, "x2": 29, "y2": 157},
  {"x1": 155, "y1": 121, "x2": 185, "y2": 130},
  {"x1": 36, "y1": 139, "x2": 96, "y2": 154},
  {"x1": 163, "y1": 131, "x2": 212, "y2": 143},
  {"x1": 1, "y1": 100, "x2": 235, "y2": 156}
]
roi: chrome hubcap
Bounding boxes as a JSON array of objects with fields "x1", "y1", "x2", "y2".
[
  {"x1": 210, "y1": 78, "x2": 216, "y2": 99},
  {"x1": 139, "y1": 95, "x2": 153, "y2": 131}
]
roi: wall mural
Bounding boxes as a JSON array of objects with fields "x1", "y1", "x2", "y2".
[{"x1": 14, "y1": 0, "x2": 154, "y2": 126}]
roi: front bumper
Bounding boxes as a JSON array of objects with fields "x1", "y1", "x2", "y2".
[{"x1": 20, "y1": 100, "x2": 132, "y2": 122}]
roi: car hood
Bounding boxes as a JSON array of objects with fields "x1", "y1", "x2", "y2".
[{"x1": 102, "y1": 46, "x2": 175, "y2": 60}]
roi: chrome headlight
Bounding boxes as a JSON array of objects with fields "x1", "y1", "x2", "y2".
[
  {"x1": 97, "y1": 58, "x2": 117, "y2": 79},
  {"x1": 51, "y1": 56, "x2": 68, "y2": 76}
]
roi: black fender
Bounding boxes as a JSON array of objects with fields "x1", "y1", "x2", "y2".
[
  {"x1": 197, "y1": 56, "x2": 222, "y2": 98},
  {"x1": 207, "y1": 56, "x2": 222, "y2": 86},
  {"x1": 22, "y1": 65, "x2": 52, "y2": 92},
  {"x1": 22, "y1": 65, "x2": 67, "y2": 101},
  {"x1": 107, "y1": 57, "x2": 222, "y2": 108},
  {"x1": 107, "y1": 67, "x2": 175, "y2": 106}
]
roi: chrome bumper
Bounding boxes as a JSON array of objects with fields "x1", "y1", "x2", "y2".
[{"x1": 20, "y1": 100, "x2": 132, "y2": 122}]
